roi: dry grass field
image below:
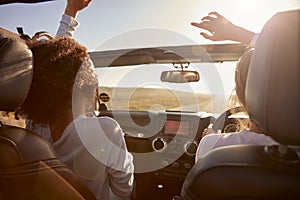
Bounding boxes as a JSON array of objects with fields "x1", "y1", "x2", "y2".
[
  {"x1": 1, "y1": 86, "x2": 232, "y2": 128},
  {"x1": 99, "y1": 86, "x2": 214, "y2": 112}
]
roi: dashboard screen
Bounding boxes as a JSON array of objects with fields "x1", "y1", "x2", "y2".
[{"x1": 164, "y1": 120, "x2": 190, "y2": 135}]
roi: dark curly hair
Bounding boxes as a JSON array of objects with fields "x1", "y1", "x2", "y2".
[{"x1": 19, "y1": 36, "x2": 98, "y2": 125}]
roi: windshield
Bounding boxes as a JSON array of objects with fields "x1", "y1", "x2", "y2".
[{"x1": 94, "y1": 61, "x2": 236, "y2": 114}]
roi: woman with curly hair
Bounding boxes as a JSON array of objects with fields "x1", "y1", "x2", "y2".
[
  {"x1": 20, "y1": 1, "x2": 134, "y2": 199},
  {"x1": 22, "y1": 36, "x2": 94, "y2": 140}
]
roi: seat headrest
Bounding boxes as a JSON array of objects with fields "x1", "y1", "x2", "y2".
[
  {"x1": 0, "y1": 28, "x2": 33, "y2": 111},
  {"x1": 246, "y1": 9, "x2": 300, "y2": 145}
]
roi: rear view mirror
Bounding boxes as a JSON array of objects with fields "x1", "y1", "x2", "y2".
[{"x1": 160, "y1": 70, "x2": 200, "y2": 83}]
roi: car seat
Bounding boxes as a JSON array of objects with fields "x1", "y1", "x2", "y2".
[
  {"x1": 0, "y1": 27, "x2": 96, "y2": 200},
  {"x1": 181, "y1": 9, "x2": 300, "y2": 200}
]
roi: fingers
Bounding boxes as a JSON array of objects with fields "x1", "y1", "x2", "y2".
[
  {"x1": 200, "y1": 32, "x2": 215, "y2": 41},
  {"x1": 192, "y1": 12, "x2": 218, "y2": 27},
  {"x1": 190, "y1": 22, "x2": 202, "y2": 28},
  {"x1": 191, "y1": 11, "x2": 232, "y2": 42},
  {"x1": 202, "y1": 127, "x2": 216, "y2": 137},
  {"x1": 191, "y1": 22, "x2": 215, "y2": 40},
  {"x1": 85, "y1": 0, "x2": 92, "y2": 6},
  {"x1": 201, "y1": 15, "x2": 216, "y2": 21},
  {"x1": 191, "y1": 21, "x2": 215, "y2": 34},
  {"x1": 208, "y1": 11, "x2": 223, "y2": 18},
  {"x1": 191, "y1": 21, "x2": 210, "y2": 30},
  {"x1": 201, "y1": 11, "x2": 222, "y2": 21},
  {"x1": 65, "y1": 0, "x2": 92, "y2": 16},
  {"x1": 208, "y1": 11, "x2": 231, "y2": 24},
  {"x1": 202, "y1": 128, "x2": 208, "y2": 137}
]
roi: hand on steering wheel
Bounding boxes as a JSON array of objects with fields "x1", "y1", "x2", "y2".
[{"x1": 212, "y1": 106, "x2": 245, "y2": 133}]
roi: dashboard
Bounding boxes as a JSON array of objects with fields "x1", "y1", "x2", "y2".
[
  {"x1": 99, "y1": 110, "x2": 211, "y2": 155},
  {"x1": 99, "y1": 110, "x2": 211, "y2": 200}
]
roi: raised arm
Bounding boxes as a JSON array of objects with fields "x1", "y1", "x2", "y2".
[
  {"x1": 191, "y1": 11, "x2": 257, "y2": 46},
  {"x1": 64, "y1": 0, "x2": 92, "y2": 18},
  {"x1": 56, "y1": 0, "x2": 92, "y2": 37}
]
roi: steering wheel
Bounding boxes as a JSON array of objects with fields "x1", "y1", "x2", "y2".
[{"x1": 212, "y1": 106, "x2": 246, "y2": 133}]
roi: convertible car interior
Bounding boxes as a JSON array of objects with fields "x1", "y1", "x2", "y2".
[
  {"x1": 89, "y1": 9, "x2": 299, "y2": 200},
  {"x1": 0, "y1": 1, "x2": 299, "y2": 198},
  {"x1": 89, "y1": 43, "x2": 248, "y2": 199}
]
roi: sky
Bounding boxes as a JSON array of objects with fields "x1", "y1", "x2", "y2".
[
  {"x1": 0, "y1": 0, "x2": 299, "y2": 104},
  {"x1": 1, "y1": 0, "x2": 299, "y2": 51}
]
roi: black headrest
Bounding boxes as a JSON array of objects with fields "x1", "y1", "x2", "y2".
[
  {"x1": 0, "y1": 28, "x2": 33, "y2": 111},
  {"x1": 246, "y1": 10, "x2": 300, "y2": 145}
]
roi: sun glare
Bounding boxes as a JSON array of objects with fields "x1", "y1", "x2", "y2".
[
  {"x1": 185, "y1": 0, "x2": 300, "y2": 45},
  {"x1": 224, "y1": 0, "x2": 299, "y2": 30}
]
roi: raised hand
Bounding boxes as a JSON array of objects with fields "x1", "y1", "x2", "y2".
[
  {"x1": 64, "y1": 0, "x2": 92, "y2": 18},
  {"x1": 191, "y1": 12, "x2": 235, "y2": 41},
  {"x1": 191, "y1": 11, "x2": 255, "y2": 45}
]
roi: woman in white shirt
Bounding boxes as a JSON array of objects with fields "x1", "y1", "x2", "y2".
[
  {"x1": 21, "y1": 1, "x2": 134, "y2": 199},
  {"x1": 195, "y1": 49, "x2": 278, "y2": 161},
  {"x1": 191, "y1": 12, "x2": 277, "y2": 161}
]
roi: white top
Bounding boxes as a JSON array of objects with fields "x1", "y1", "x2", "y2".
[
  {"x1": 56, "y1": 14, "x2": 79, "y2": 37},
  {"x1": 26, "y1": 14, "x2": 134, "y2": 200},
  {"x1": 28, "y1": 115, "x2": 134, "y2": 200},
  {"x1": 195, "y1": 129, "x2": 278, "y2": 161}
]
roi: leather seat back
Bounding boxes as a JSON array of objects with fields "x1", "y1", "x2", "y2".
[{"x1": 0, "y1": 28, "x2": 96, "y2": 200}]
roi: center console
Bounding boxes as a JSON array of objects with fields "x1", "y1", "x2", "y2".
[
  {"x1": 100, "y1": 110, "x2": 211, "y2": 200},
  {"x1": 133, "y1": 112, "x2": 211, "y2": 200}
]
